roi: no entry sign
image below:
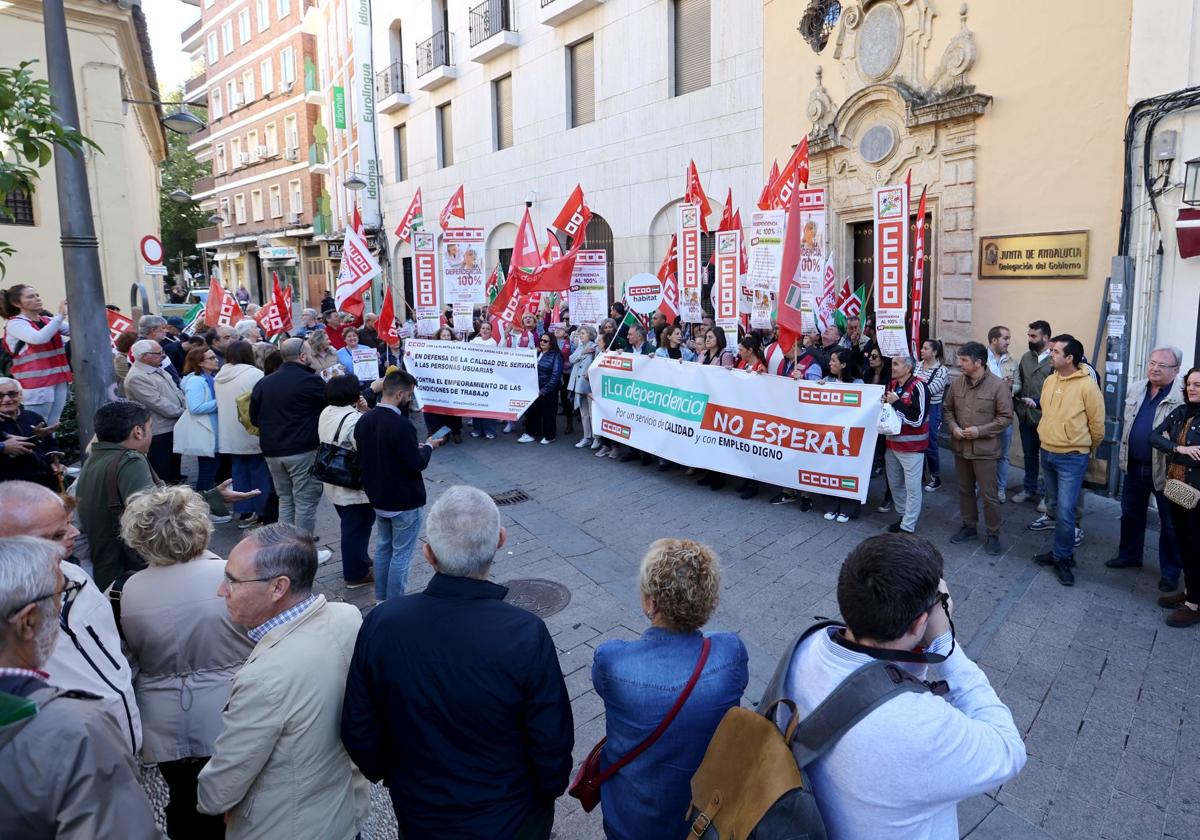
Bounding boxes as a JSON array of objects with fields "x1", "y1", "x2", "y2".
[{"x1": 140, "y1": 235, "x2": 164, "y2": 265}]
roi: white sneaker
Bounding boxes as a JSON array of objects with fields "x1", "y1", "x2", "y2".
[
  {"x1": 517, "y1": 434, "x2": 535, "y2": 444},
  {"x1": 590, "y1": 438, "x2": 602, "y2": 450},
  {"x1": 823, "y1": 511, "x2": 837, "y2": 521},
  {"x1": 1037, "y1": 498, "x2": 1048, "y2": 513},
  {"x1": 836, "y1": 513, "x2": 851, "y2": 523},
  {"x1": 316, "y1": 548, "x2": 333, "y2": 564},
  {"x1": 575, "y1": 438, "x2": 591, "y2": 448},
  {"x1": 209, "y1": 514, "x2": 233, "y2": 525},
  {"x1": 607, "y1": 447, "x2": 618, "y2": 459},
  {"x1": 540, "y1": 438, "x2": 553, "y2": 445},
  {"x1": 502, "y1": 422, "x2": 514, "y2": 433},
  {"x1": 470, "y1": 431, "x2": 482, "y2": 438}
]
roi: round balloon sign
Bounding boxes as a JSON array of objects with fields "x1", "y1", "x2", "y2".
[
  {"x1": 139, "y1": 235, "x2": 164, "y2": 265},
  {"x1": 624, "y1": 272, "x2": 663, "y2": 315}
]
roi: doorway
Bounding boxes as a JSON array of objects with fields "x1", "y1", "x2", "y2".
[{"x1": 850, "y1": 211, "x2": 934, "y2": 346}]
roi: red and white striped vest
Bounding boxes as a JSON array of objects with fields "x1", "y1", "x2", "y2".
[
  {"x1": 886, "y1": 376, "x2": 929, "y2": 453},
  {"x1": 6, "y1": 316, "x2": 72, "y2": 389}
]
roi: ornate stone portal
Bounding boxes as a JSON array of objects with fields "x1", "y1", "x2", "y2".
[{"x1": 804, "y1": 1, "x2": 991, "y2": 344}]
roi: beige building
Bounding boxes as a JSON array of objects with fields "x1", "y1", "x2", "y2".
[
  {"x1": 763, "y1": 0, "x2": 1130, "y2": 353},
  {"x1": 0, "y1": 0, "x2": 168, "y2": 312}
]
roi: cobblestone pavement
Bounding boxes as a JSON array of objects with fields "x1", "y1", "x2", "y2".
[{"x1": 196, "y1": 418, "x2": 1200, "y2": 840}]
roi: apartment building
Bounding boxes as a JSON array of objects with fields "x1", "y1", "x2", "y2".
[
  {"x1": 371, "y1": 0, "x2": 762, "y2": 311},
  {"x1": 182, "y1": 0, "x2": 328, "y2": 305}
]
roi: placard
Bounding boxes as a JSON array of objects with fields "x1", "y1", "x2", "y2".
[
  {"x1": 403, "y1": 339, "x2": 539, "y2": 421},
  {"x1": 569, "y1": 250, "x2": 608, "y2": 329},
  {"x1": 625, "y1": 273, "x2": 663, "y2": 315},
  {"x1": 413, "y1": 230, "x2": 440, "y2": 335},
  {"x1": 873, "y1": 185, "x2": 909, "y2": 357},
  {"x1": 349, "y1": 347, "x2": 379, "y2": 382},
  {"x1": 443, "y1": 227, "x2": 486, "y2": 304},
  {"x1": 796, "y1": 188, "x2": 826, "y2": 334},
  {"x1": 677, "y1": 202, "x2": 703, "y2": 322},
  {"x1": 714, "y1": 230, "x2": 740, "y2": 331}
]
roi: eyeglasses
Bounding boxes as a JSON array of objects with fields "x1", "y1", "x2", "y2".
[
  {"x1": 1147, "y1": 361, "x2": 1179, "y2": 370},
  {"x1": 222, "y1": 571, "x2": 279, "y2": 587},
  {"x1": 0, "y1": 390, "x2": 20, "y2": 400},
  {"x1": 7, "y1": 579, "x2": 83, "y2": 618}
]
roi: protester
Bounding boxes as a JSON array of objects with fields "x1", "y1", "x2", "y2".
[
  {"x1": 791, "y1": 340, "x2": 826, "y2": 381},
  {"x1": 519, "y1": 332, "x2": 564, "y2": 445},
  {"x1": 1107, "y1": 347, "x2": 1185, "y2": 592},
  {"x1": 178, "y1": 346, "x2": 222, "y2": 493},
  {"x1": 0, "y1": 537, "x2": 159, "y2": 838},
  {"x1": 359, "y1": 312, "x2": 380, "y2": 348},
  {"x1": 915, "y1": 339, "x2": 948, "y2": 491},
  {"x1": 986, "y1": 326, "x2": 1018, "y2": 502},
  {"x1": 504, "y1": 313, "x2": 540, "y2": 349},
  {"x1": 626, "y1": 323, "x2": 654, "y2": 356},
  {"x1": 234, "y1": 318, "x2": 274, "y2": 368},
  {"x1": 865, "y1": 348, "x2": 893, "y2": 507},
  {"x1": 124, "y1": 339, "x2": 187, "y2": 482},
  {"x1": 570, "y1": 325, "x2": 599, "y2": 449},
  {"x1": 0, "y1": 378, "x2": 61, "y2": 489},
  {"x1": 213, "y1": 340, "x2": 272, "y2": 527},
  {"x1": 139, "y1": 314, "x2": 182, "y2": 380},
  {"x1": 318, "y1": 375, "x2": 375, "y2": 588},
  {"x1": 355, "y1": 369, "x2": 445, "y2": 601},
  {"x1": 197, "y1": 525, "x2": 368, "y2": 837},
  {"x1": 113, "y1": 330, "x2": 139, "y2": 394},
  {"x1": 118, "y1": 485, "x2": 254, "y2": 839},
  {"x1": 294, "y1": 308, "x2": 321, "y2": 338},
  {"x1": 305, "y1": 327, "x2": 343, "y2": 378},
  {"x1": 0, "y1": 481, "x2": 142, "y2": 754},
  {"x1": 696, "y1": 327, "x2": 736, "y2": 368},
  {"x1": 1030, "y1": 334, "x2": 1104, "y2": 586},
  {"x1": 2, "y1": 284, "x2": 71, "y2": 424},
  {"x1": 655, "y1": 325, "x2": 696, "y2": 362},
  {"x1": 249, "y1": 338, "x2": 330, "y2": 560},
  {"x1": 342, "y1": 486, "x2": 573, "y2": 839},
  {"x1": 335, "y1": 327, "x2": 372, "y2": 383},
  {"x1": 735, "y1": 334, "x2": 768, "y2": 372},
  {"x1": 555, "y1": 325, "x2": 575, "y2": 436},
  {"x1": 1012, "y1": 320, "x2": 1054, "y2": 505},
  {"x1": 884, "y1": 354, "x2": 930, "y2": 534},
  {"x1": 759, "y1": 534, "x2": 1025, "y2": 839},
  {"x1": 598, "y1": 317, "x2": 628, "y2": 352},
  {"x1": 1150, "y1": 366, "x2": 1200, "y2": 627},
  {"x1": 821, "y1": 348, "x2": 864, "y2": 523},
  {"x1": 943, "y1": 341, "x2": 1013, "y2": 555},
  {"x1": 469, "y1": 322, "x2": 500, "y2": 439},
  {"x1": 209, "y1": 325, "x2": 236, "y2": 367},
  {"x1": 422, "y1": 325, "x2": 464, "y2": 443},
  {"x1": 592, "y1": 538, "x2": 747, "y2": 838}
]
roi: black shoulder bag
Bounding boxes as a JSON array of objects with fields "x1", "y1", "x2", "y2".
[{"x1": 313, "y1": 413, "x2": 362, "y2": 489}]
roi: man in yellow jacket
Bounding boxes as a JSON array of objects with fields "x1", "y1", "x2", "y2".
[{"x1": 1031, "y1": 334, "x2": 1104, "y2": 586}]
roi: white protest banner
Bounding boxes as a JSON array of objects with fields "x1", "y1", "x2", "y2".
[
  {"x1": 403, "y1": 339, "x2": 539, "y2": 421},
  {"x1": 714, "y1": 230, "x2": 740, "y2": 332},
  {"x1": 569, "y1": 250, "x2": 608, "y2": 328},
  {"x1": 349, "y1": 347, "x2": 379, "y2": 382},
  {"x1": 873, "y1": 184, "x2": 909, "y2": 357},
  {"x1": 589, "y1": 353, "x2": 882, "y2": 501},
  {"x1": 625, "y1": 273, "x2": 663, "y2": 315},
  {"x1": 413, "y1": 230, "x2": 441, "y2": 335},
  {"x1": 442, "y1": 227, "x2": 486, "y2": 305},
  {"x1": 796, "y1": 188, "x2": 826, "y2": 334},
  {"x1": 451, "y1": 303, "x2": 474, "y2": 333},
  {"x1": 748, "y1": 210, "x2": 785, "y2": 294},
  {"x1": 677, "y1": 202, "x2": 703, "y2": 322}
]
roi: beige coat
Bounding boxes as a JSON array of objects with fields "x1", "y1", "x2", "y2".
[
  {"x1": 214, "y1": 363, "x2": 263, "y2": 455},
  {"x1": 123, "y1": 361, "x2": 185, "y2": 435},
  {"x1": 318, "y1": 404, "x2": 370, "y2": 507},
  {"x1": 197, "y1": 596, "x2": 369, "y2": 840},
  {"x1": 1120, "y1": 374, "x2": 1184, "y2": 490},
  {"x1": 119, "y1": 552, "x2": 254, "y2": 764}
]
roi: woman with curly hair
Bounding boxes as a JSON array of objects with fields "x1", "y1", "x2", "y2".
[{"x1": 590, "y1": 539, "x2": 748, "y2": 839}]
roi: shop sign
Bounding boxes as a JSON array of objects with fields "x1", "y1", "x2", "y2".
[
  {"x1": 979, "y1": 231, "x2": 1089, "y2": 279},
  {"x1": 333, "y1": 86, "x2": 347, "y2": 130},
  {"x1": 261, "y1": 246, "x2": 299, "y2": 260},
  {"x1": 328, "y1": 243, "x2": 343, "y2": 261}
]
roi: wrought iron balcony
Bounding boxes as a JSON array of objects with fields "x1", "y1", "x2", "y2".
[
  {"x1": 469, "y1": 0, "x2": 513, "y2": 48},
  {"x1": 416, "y1": 30, "x2": 452, "y2": 77},
  {"x1": 376, "y1": 61, "x2": 406, "y2": 98}
]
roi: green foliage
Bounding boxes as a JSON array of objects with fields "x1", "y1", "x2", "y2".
[
  {"x1": 0, "y1": 60, "x2": 101, "y2": 276},
  {"x1": 159, "y1": 89, "x2": 209, "y2": 277}
]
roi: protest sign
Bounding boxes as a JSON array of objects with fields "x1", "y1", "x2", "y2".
[
  {"x1": 349, "y1": 347, "x2": 379, "y2": 382},
  {"x1": 625, "y1": 273, "x2": 663, "y2": 315},
  {"x1": 451, "y1": 303, "x2": 474, "y2": 333},
  {"x1": 588, "y1": 353, "x2": 882, "y2": 501},
  {"x1": 403, "y1": 339, "x2": 539, "y2": 421},
  {"x1": 413, "y1": 230, "x2": 440, "y2": 335},
  {"x1": 796, "y1": 188, "x2": 826, "y2": 334},
  {"x1": 443, "y1": 227, "x2": 486, "y2": 305},
  {"x1": 569, "y1": 250, "x2": 608, "y2": 328},
  {"x1": 714, "y1": 230, "x2": 740, "y2": 332},
  {"x1": 873, "y1": 184, "x2": 909, "y2": 357},
  {"x1": 677, "y1": 203, "x2": 703, "y2": 322}
]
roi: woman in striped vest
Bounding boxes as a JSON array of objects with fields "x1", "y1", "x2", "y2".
[{"x1": 3, "y1": 284, "x2": 71, "y2": 425}]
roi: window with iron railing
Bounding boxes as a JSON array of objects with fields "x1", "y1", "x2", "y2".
[
  {"x1": 469, "y1": 0, "x2": 513, "y2": 48},
  {"x1": 376, "y1": 61, "x2": 406, "y2": 98},
  {"x1": 416, "y1": 30, "x2": 452, "y2": 77},
  {"x1": 1, "y1": 189, "x2": 35, "y2": 226}
]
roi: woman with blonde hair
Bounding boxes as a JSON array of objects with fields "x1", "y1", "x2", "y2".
[
  {"x1": 118, "y1": 485, "x2": 254, "y2": 840},
  {"x1": 590, "y1": 539, "x2": 748, "y2": 839},
  {"x1": 304, "y1": 328, "x2": 342, "y2": 378}
]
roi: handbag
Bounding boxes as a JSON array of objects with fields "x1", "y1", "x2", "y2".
[
  {"x1": 1165, "y1": 422, "x2": 1200, "y2": 510},
  {"x1": 877, "y1": 402, "x2": 902, "y2": 436},
  {"x1": 313, "y1": 412, "x2": 362, "y2": 490},
  {"x1": 568, "y1": 636, "x2": 711, "y2": 812},
  {"x1": 172, "y1": 409, "x2": 215, "y2": 457}
]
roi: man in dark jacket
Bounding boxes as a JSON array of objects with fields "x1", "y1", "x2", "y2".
[
  {"x1": 341, "y1": 486, "x2": 573, "y2": 840},
  {"x1": 354, "y1": 369, "x2": 443, "y2": 600},
  {"x1": 0, "y1": 378, "x2": 61, "y2": 489},
  {"x1": 250, "y1": 338, "x2": 328, "y2": 551},
  {"x1": 1011, "y1": 320, "x2": 1054, "y2": 504}
]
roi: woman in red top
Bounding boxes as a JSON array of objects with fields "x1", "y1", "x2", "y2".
[
  {"x1": 734, "y1": 335, "x2": 767, "y2": 373},
  {"x1": 2, "y1": 284, "x2": 71, "y2": 425}
]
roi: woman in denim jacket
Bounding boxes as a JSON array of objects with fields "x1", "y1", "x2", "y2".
[{"x1": 592, "y1": 539, "x2": 748, "y2": 839}]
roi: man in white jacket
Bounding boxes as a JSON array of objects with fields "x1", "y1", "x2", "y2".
[{"x1": 0, "y1": 481, "x2": 142, "y2": 754}]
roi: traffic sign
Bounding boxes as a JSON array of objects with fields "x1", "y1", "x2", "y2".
[{"x1": 140, "y1": 235, "x2": 164, "y2": 265}]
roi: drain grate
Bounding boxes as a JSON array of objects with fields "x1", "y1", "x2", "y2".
[
  {"x1": 503, "y1": 578, "x2": 572, "y2": 619},
  {"x1": 491, "y1": 489, "x2": 531, "y2": 506}
]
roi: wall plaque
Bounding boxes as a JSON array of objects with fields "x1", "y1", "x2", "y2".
[{"x1": 979, "y1": 231, "x2": 1089, "y2": 279}]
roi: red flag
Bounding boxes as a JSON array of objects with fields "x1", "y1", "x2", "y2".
[
  {"x1": 516, "y1": 206, "x2": 594, "y2": 296},
  {"x1": 439, "y1": 185, "x2": 466, "y2": 229},
  {"x1": 910, "y1": 178, "x2": 928, "y2": 357},
  {"x1": 490, "y1": 209, "x2": 541, "y2": 326},
  {"x1": 685, "y1": 160, "x2": 713, "y2": 232},
  {"x1": 656, "y1": 235, "x2": 679, "y2": 321},
  {"x1": 732, "y1": 209, "x2": 748, "y2": 275},
  {"x1": 551, "y1": 185, "x2": 589, "y2": 241},
  {"x1": 717, "y1": 188, "x2": 735, "y2": 232},
  {"x1": 766, "y1": 138, "x2": 809, "y2": 209},
  {"x1": 204, "y1": 278, "x2": 243, "y2": 327},
  {"x1": 775, "y1": 175, "x2": 805, "y2": 352},
  {"x1": 394, "y1": 187, "x2": 423, "y2": 242},
  {"x1": 254, "y1": 273, "x2": 292, "y2": 338},
  {"x1": 335, "y1": 204, "x2": 381, "y2": 319},
  {"x1": 378, "y1": 285, "x2": 400, "y2": 347},
  {"x1": 105, "y1": 309, "x2": 133, "y2": 352},
  {"x1": 757, "y1": 159, "x2": 779, "y2": 210},
  {"x1": 540, "y1": 230, "x2": 563, "y2": 264}
]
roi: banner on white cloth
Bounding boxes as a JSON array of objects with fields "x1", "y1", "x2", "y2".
[
  {"x1": 677, "y1": 203, "x2": 703, "y2": 322},
  {"x1": 588, "y1": 353, "x2": 883, "y2": 501},
  {"x1": 413, "y1": 231, "x2": 440, "y2": 335},
  {"x1": 403, "y1": 339, "x2": 539, "y2": 421},
  {"x1": 873, "y1": 184, "x2": 909, "y2": 357},
  {"x1": 569, "y1": 250, "x2": 608, "y2": 329},
  {"x1": 442, "y1": 228, "x2": 486, "y2": 305}
]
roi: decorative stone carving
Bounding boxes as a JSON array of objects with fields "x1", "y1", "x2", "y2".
[
  {"x1": 926, "y1": 4, "x2": 978, "y2": 95},
  {"x1": 856, "y1": 2, "x2": 903, "y2": 80},
  {"x1": 807, "y1": 67, "x2": 838, "y2": 138},
  {"x1": 859, "y1": 123, "x2": 896, "y2": 163}
]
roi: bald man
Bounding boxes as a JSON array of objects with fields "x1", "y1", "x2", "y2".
[{"x1": 0, "y1": 481, "x2": 141, "y2": 754}]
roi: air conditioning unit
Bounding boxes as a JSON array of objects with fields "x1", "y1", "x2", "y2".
[
  {"x1": 288, "y1": 212, "x2": 302, "y2": 225},
  {"x1": 237, "y1": 152, "x2": 250, "y2": 165},
  {"x1": 279, "y1": 79, "x2": 294, "y2": 93},
  {"x1": 284, "y1": 147, "x2": 300, "y2": 161},
  {"x1": 257, "y1": 145, "x2": 270, "y2": 157}
]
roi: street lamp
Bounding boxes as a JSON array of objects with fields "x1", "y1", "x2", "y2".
[
  {"x1": 208, "y1": 213, "x2": 224, "y2": 225},
  {"x1": 161, "y1": 109, "x2": 207, "y2": 136},
  {"x1": 168, "y1": 188, "x2": 193, "y2": 204},
  {"x1": 1184, "y1": 157, "x2": 1200, "y2": 207},
  {"x1": 525, "y1": 189, "x2": 537, "y2": 209},
  {"x1": 344, "y1": 172, "x2": 368, "y2": 192}
]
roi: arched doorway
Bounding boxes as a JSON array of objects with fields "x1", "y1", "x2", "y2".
[{"x1": 581, "y1": 212, "x2": 615, "y2": 303}]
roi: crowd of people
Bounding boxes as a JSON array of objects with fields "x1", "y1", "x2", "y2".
[{"x1": 1, "y1": 276, "x2": 1198, "y2": 839}]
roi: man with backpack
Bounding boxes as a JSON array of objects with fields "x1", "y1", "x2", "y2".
[{"x1": 757, "y1": 534, "x2": 1025, "y2": 838}]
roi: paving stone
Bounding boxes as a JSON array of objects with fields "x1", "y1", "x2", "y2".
[
  {"x1": 1113, "y1": 751, "x2": 1175, "y2": 809},
  {"x1": 1100, "y1": 791, "x2": 1167, "y2": 840}
]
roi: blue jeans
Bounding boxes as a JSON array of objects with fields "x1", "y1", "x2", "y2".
[
  {"x1": 1041, "y1": 450, "x2": 1089, "y2": 561},
  {"x1": 230, "y1": 454, "x2": 272, "y2": 516},
  {"x1": 998, "y1": 423, "x2": 1014, "y2": 492},
  {"x1": 925, "y1": 403, "x2": 943, "y2": 478},
  {"x1": 1117, "y1": 461, "x2": 1183, "y2": 583},
  {"x1": 194, "y1": 456, "x2": 218, "y2": 493},
  {"x1": 374, "y1": 507, "x2": 425, "y2": 601},
  {"x1": 1019, "y1": 421, "x2": 1043, "y2": 495},
  {"x1": 474, "y1": 418, "x2": 497, "y2": 436},
  {"x1": 335, "y1": 503, "x2": 374, "y2": 581}
]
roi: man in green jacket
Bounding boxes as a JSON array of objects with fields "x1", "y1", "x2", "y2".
[
  {"x1": 75, "y1": 400, "x2": 258, "y2": 591},
  {"x1": 1011, "y1": 320, "x2": 1054, "y2": 505}
]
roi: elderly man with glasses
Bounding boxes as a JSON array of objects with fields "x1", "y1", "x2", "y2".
[
  {"x1": 0, "y1": 377, "x2": 62, "y2": 489},
  {"x1": 1107, "y1": 346, "x2": 1187, "y2": 592},
  {"x1": 0, "y1": 536, "x2": 158, "y2": 838},
  {"x1": 123, "y1": 339, "x2": 187, "y2": 482}
]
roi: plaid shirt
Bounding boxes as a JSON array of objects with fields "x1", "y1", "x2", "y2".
[{"x1": 248, "y1": 595, "x2": 318, "y2": 643}]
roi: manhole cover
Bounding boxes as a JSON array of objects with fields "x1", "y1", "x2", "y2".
[
  {"x1": 503, "y1": 578, "x2": 571, "y2": 619},
  {"x1": 491, "y1": 489, "x2": 531, "y2": 506}
]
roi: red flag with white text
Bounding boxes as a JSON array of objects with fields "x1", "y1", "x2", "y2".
[
  {"x1": 105, "y1": 309, "x2": 133, "y2": 352},
  {"x1": 656, "y1": 234, "x2": 679, "y2": 321},
  {"x1": 335, "y1": 205, "x2": 382, "y2": 319},
  {"x1": 254, "y1": 273, "x2": 291, "y2": 338},
  {"x1": 685, "y1": 160, "x2": 713, "y2": 232},
  {"x1": 394, "y1": 188, "x2": 423, "y2": 242},
  {"x1": 439, "y1": 185, "x2": 466, "y2": 229},
  {"x1": 775, "y1": 175, "x2": 805, "y2": 352},
  {"x1": 910, "y1": 178, "x2": 928, "y2": 357},
  {"x1": 757, "y1": 159, "x2": 779, "y2": 210},
  {"x1": 765, "y1": 138, "x2": 809, "y2": 210},
  {"x1": 378, "y1": 285, "x2": 400, "y2": 347},
  {"x1": 204, "y1": 277, "x2": 243, "y2": 327},
  {"x1": 551, "y1": 185, "x2": 589, "y2": 241}
]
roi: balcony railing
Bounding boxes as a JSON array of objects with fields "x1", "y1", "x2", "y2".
[
  {"x1": 183, "y1": 71, "x2": 206, "y2": 97},
  {"x1": 376, "y1": 61, "x2": 407, "y2": 98},
  {"x1": 196, "y1": 226, "x2": 219, "y2": 245},
  {"x1": 193, "y1": 174, "x2": 215, "y2": 195},
  {"x1": 469, "y1": 0, "x2": 514, "y2": 48},
  {"x1": 416, "y1": 30, "x2": 452, "y2": 77},
  {"x1": 181, "y1": 18, "x2": 202, "y2": 44}
]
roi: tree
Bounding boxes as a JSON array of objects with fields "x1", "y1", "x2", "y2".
[
  {"x1": 159, "y1": 89, "x2": 209, "y2": 285},
  {"x1": 0, "y1": 60, "x2": 99, "y2": 276}
]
